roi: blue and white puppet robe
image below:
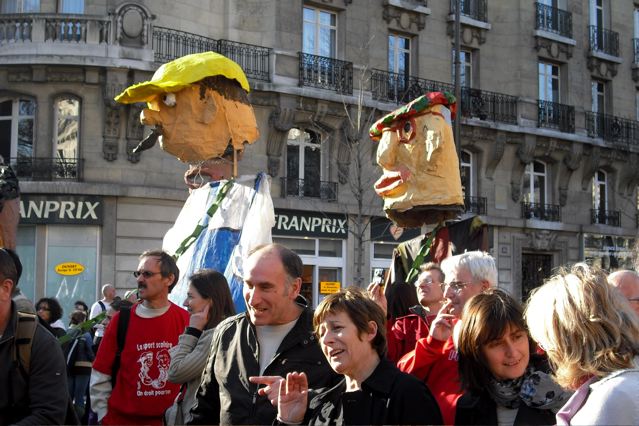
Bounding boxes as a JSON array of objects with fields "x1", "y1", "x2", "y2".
[{"x1": 164, "y1": 173, "x2": 274, "y2": 312}]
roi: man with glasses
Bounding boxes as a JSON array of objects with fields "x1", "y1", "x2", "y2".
[
  {"x1": 608, "y1": 269, "x2": 639, "y2": 317},
  {"x1": 398, "y1": 251, "x2": 497, "y2": 425},
  {"x1": 368, "y1": 262, "x2": 445, "y2": 361},
  {"x1": 0, "y1": 248, "x2": 69, "y2": 424},
  {"x1": 90, "y1": 250, "x2": 189, "y2": 425}
]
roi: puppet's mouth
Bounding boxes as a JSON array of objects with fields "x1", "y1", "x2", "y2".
[
  {"x1": 184, "y1": 158, "x2": 233, "y2": 190},
  {"x1": 374, "y1": 168, "x2": 410, "y2": 197}
]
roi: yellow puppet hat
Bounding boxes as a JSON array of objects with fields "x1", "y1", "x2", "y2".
[{"x1": 115, "y1": 51, "x2": 251, "y2": 104}]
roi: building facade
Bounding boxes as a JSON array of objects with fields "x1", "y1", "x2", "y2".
[{"x1": 1, "y1": 0, "x2": 637, "y2": 312}]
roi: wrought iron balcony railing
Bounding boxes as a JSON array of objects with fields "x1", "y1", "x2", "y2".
[
  {"x1": 588, "y1": 25, "x2": 619, "y2": 57},
  {"x1": 634, "y1": 38, "x2": 639, "y2": 64},
  {"x1": 298, "y1": 52, "x2": 353, "y2": 95},
  {"x1": 538, "y1": 100, "x2": 575, "y2": 133},
  {"x1": 370, "y1": 69, "x2": 454, "y2": 104},
  {"x1": 10, "y1": 157, "x2": 83, "y2": 181},
  {"x1": 585, "y1": 112, "x2": 639, "y2": 151},
  {"x1": 281, "y1": 177, "x2": 337, "y2": 202},
  {"x1": 450, "y1": 0, "x2": 487, "y2": 23},
  {"x1": 591, "y1": 209, "x2": 620, "y2": 227},
  {"x1": 0, "y1": 13, "x2": 110, "y2": 44},
  {"x1": 152, "y1": 27, "x2": 272, "y2": 82},
  {"x1": 460, "y1": 87, "x2": 518, "y2": 124},
  {"x1": 535, "y1": 2, "x2": 572, "y2": 39},
  {"x1": 521, "y1": 202, "x2": 561, "y2": 222},
  {"x1": 464, "y1": 196, "x2": 486, "y2": 215}
]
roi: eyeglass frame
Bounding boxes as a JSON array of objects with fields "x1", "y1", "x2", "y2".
[
  {"x1": 443, "y1": 280, "x2": 473, "y2": 295},
  {"x1": 132, "y1": 270, "x2": 163, "y2": 279},
  {"x1": 414, "y1": 277, "x2": 444, "y2": 289}
]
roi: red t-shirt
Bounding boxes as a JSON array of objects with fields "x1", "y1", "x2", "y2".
[
  {"x1": 397, "y1": 320, "x2": 461, "y2": 426},
  {"x1": 93, "y1": 303, "x2": 189, "y2": 425}
]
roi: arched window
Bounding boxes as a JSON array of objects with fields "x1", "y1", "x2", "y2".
[
  {"x1": 286, "y1": 128, "x2": 322, "y2": 198},
  {"x1": 592, "y1": 169, "x2": 607, "y2": 212},
  {"x1": 460, "y1": 149, "x2": 473, "y2": 198},
  {"x1": 0, "y1": 97, "x2": 35, "y2": 161},
  {"x1": 523, "y1": 160, "x2": 547, "y2": 205}
]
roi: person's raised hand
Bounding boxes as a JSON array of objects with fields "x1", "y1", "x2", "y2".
[
  {"x1": 189, "y1": 302, "x2": 210, "y2": 331},
  {"x1": 366, "y1": 282, "x2": 387, "y2": 316},
  {"x1": 248, "y1": 375, "x2": 284, "y2": 407},
  {"x1": 429, "y1": 300, "x2": 455, "y2": 342},
  {"x1": 277, "y1": 372, "x2": 308, "y2": 424}
]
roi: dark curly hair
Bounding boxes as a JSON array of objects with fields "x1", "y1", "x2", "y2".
[{"x1": 35, "y1": 297, "x2": 63, "y2": 324}]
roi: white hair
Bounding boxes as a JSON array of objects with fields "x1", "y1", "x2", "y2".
[{"x1": 441, "y1": 251, "x2": 497, "y2": 286}]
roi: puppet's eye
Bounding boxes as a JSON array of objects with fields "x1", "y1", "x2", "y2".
[
  {"x1": 403, "y1": 121, "x2": 412, "y2": 133},
  {"x1": 162, "y1": 93, "x2": 176, "y2": 107}
]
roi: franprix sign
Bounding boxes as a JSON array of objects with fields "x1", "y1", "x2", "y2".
[
  {"x1": 19, "y1": 195, "x2": 103, "y2": 225},
  {"x1": 273, "y1": 209, "x2": 348, "y2": 239}
]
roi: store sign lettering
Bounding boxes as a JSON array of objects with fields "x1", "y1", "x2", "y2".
[
  {"x1": 19, "y1": 195, "x2": 103, "y2": 225},
  {"x1": 273, "y1": 209, "x2": 348, "y2": 239}
]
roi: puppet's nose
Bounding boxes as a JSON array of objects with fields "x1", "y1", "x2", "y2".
[{"x1": 140, "y1": 108, "x2": 161, "y2": 126}]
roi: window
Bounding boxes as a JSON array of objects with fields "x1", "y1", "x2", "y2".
[
  {"x1": 0, "y1": 97, "x2": 35, "y2": 161},
  {"x1": 54, "y1": 96, "x2": 80, "y2": 161},
  {"x1": 0, "y1": 0, "x2": 39, "y2": 13},
  {"x1": 388, "y1": 34, "x2": 410, "y2": 76},
  {"x1": 452, "y1": 48, "x2": 473, "y2": 88},
  {"x1": 523, "y1": 160, "x2": 547, "y2": 205},
  {"x1": 302, "y1": 6, "x2": 336, "y2": 58},
  {"x1": 538, "y1": 62, "x2": 560, "y2": 103},
  {"x1": 286, "y1": 128, "x2": 322, "y2": 198},
  {"x1": 591, "y1": 79, "x2": 606, "y2": 114},
  {"x1": 460, "y1": 150, "x2": 473, "y2": 198},
  {"x1": 590, "y1": 0, "x2": 604, "y2": 28},
  {"x1": 592, "y1": 170, "x2": 607, "y2": 212},
  {"x1": 59, "y1": 0, "x2": 83, "y2": 13}
]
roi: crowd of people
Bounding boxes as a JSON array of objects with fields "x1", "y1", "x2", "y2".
[{"x1": 1, "y1": 243, "x2": 639, "y2": 425}]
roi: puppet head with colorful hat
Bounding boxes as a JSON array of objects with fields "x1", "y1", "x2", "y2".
[
  {"x1": 370, "y1": 92, "x2": 464, "y2": 228},
  {"x1": 115, "y1": 52, "x2": 259, "y2": 188}
]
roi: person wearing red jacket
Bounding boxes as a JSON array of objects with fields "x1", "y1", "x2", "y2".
[
  {"x1": 369, "y1": 262, "x2": 445, "y2": 362},
  {"x1": 397, "y1": 251, "x2": 497, "y2": 425}
]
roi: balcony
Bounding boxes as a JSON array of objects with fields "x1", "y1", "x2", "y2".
[
  {"x1": 10, "y1": 157, "x2": 83, "y2": 181},
  {"x1": 152, "y1": 27, "x2": 271, "y2": 82},
  {"x1": 299, "y1": 52, "x2": 353, "y2": 95},
  {"x1": 591, "y1": 209, "x2": 620, "y2": 227},
  {"x1": 521, "y1": 202, "x2": 561, "y2": 222},
  {"x1": 537, "y1": 100, "x2": 575, "y2": 133},
  {"x1": 464, "y1": 196, "x2": 486, "y2": 215},
  {"x1": 0, "y1": 13, "x2": 110, "y2": 44},
  {"x1": 460, "y1": 87, "x2": 518, "y2": 125},
  {"x1": 281, "y1": 177, "x2": 337, "y2": 202},
  {"x1": 535, "y1": 2, "x2": 572, "y2": 39},
  {"x1": 450, "y1": 0, "x2": 487, "y2": 23},
  {"x1": 585, "y1": 112, "x2": 639, "y2": 151},
  {"x1": 370, "y1": 69, "x2": 454, "y2": 104},
  {"x1": 588, "y1": 26, "x2": 619, "y2": 57}
]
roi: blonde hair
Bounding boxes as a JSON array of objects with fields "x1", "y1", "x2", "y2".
[{"x1": 525, "y1": 263, "x2": 639, "y2": 389}]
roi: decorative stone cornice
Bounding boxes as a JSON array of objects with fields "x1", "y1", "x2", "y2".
[
  {"x1": 534, "y1": 36, "x2": 573, "y2": 61},
  {"x1": 447, "y1": 23, "x2": 486, "y2": 46},
  {"x1": 511, "y1": 134, "x2": 537, "y2": 202},
  {"x1": 266, "y1": 108, "x2": 295, "y2": 177},
  {"x1": 586, "y1": 56, "x2": 618, "y2": 79},
  {"x1": 581, "y1": 145, "x2": 601, "y2": 191},
  {"x1": 528, "y1": 230, "x2": 558, "y2": 251},
  {"x1": 382, "y1": 0, "x2": 430, "y2": 32},
  {"x1": 558, "y1": 142, "x2": 582, "y2": 206},
  {"x1": 484, "y1": 131, "x2": 506, "y2": 180}
]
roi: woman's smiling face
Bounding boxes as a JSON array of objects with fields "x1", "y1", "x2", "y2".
[{"x1": 482, "y1": 323, "x2": 530, "y2": 381}]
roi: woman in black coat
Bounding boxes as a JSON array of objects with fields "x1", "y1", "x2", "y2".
[
  {"x1": 455, "y1": 289, "x2": 569, "y2": 425},
  {"x1": 256, "y1": 287, "x2": 443, "y2": 425}
]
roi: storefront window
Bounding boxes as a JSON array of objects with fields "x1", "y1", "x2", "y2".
[
  {"x1": 15, "y1": 226, "x2": 36, "y2": 302},
  {"x1": 318, "y1": 238, "x2": 342, "y2": 257},
  {"x1": 583, "y1": 233, "x2": 635, "y2": 271},
  {"x1": 45, "y1": 225, "x2": 98, "y2": 317}
]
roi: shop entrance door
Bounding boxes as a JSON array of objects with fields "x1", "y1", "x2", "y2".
[{"x1": 521, "y1": 253, "x2": 552, "y2": 302}]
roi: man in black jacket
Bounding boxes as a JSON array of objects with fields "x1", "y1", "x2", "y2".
[
  {"x1": 189, "y1": 243, "x2": 338, "y2": 425},
  {"x1": 0, "y1": 248, "x2": 69, "y2": 425}
]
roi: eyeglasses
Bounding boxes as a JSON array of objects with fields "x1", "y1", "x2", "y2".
[
  {"x1": 444, "y1": 281, "x2": 472, "y2": 294},
  {"x1": 133, "y1": 270, "x2": 162, "y2": 278},
  {"x1": 414, "y1": 277, "x2": 442, "y2": 288},
  {"x1": 37, "y1": 307, "x2": 50, "y2": 312}
]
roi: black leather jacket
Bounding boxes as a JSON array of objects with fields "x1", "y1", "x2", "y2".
[{"x1": 189, "y1": 298, "x2": 339, "y2": 425}]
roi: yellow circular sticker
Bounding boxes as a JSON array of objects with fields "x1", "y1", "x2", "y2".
[{"x1": 55, "y1": 262, "x2": 85, "y2": 276}]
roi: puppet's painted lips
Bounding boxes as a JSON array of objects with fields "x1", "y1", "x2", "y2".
[{"x1": 374, "y1": 171, "x2": 407, "y2": 197}]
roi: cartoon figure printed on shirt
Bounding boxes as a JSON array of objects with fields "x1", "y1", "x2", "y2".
[{"x1": 137, "y1": 349, "x2": 171, "y2": 390}]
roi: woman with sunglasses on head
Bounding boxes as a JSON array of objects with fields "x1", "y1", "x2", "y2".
[
  {"x1": 525, "y1": 263, "x2": 639, "y2": 426},
  {"x1": 455, "y1": 288, "x2": 569, "y2": 425},
  {"x1": 35, "y1": 297, "x2": 66, "y2": 338},
  {"x1": 164, "y1": 270, "x2": 235, "y2": 425}
]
